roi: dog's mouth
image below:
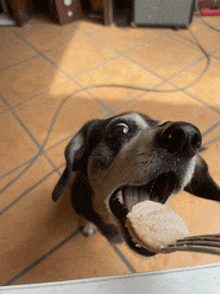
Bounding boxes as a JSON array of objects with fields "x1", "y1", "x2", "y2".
[{"x1": 109, "y1": 171, "x2": 179, "y2": 256}]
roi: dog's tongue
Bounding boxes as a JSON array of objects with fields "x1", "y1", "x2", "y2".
[{"x1": 122, "y1": 187, "x2": 149, "y2": 211}]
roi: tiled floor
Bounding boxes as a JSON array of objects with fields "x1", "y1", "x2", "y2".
[{"x1": 1, "y1": 13, "x2": 220, "y2": 287}]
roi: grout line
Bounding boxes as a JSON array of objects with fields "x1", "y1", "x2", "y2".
[
  {"x1": 0, "y1": 54, "x2": 40, "y2": 72},
  {"x1": 71, "y1": 21, "x2": 107, "y2": 35},
  {"x1": 8, "y1": 28, "x2": 113, "y2": 114},
  {"x1": 122, "y1": 54, "x2": 220, "y2": 115},
  {"x1": 0, "y1": 128, "x2": 74, "y2": 181},
  {"x1": 72, "y1": 55, "x2": 121, "y2": 78},
  {"x1": 1, "y1": 27, "x2": 219, "y2": 197},
  {"x1": 0, "y1": 107, "x2": 114, "y2": 214},
  {"x1": 8, "y1": 27, "x2": 74, "y2": 78},
  {"x1": 0, "y1": 95, "x2": 41, "y2": 147},
  {"x1": 45, "y1": 132, "x2": 76, "y2": 152},
  {"x1": 182, "y1": 89, "x2": 220, "y2": 115},
  {"x1": 0, "y1": 94, "x2": 60, "y2": 173},
  {"x1": 0, "y1": 106, "x2": 11, "y2": 115},
  {"x1": 162, "y1": 31, "x2": 204, "y2": 53},
  {"x1": 8, "y1": 80, "x2": 69, "y2": 109},
  {"x1": 70, "y1": 24, "x2": 106, "y2": 38},
  {"x1": 3, "y1": 228, "x2": 82, "y2": 286},
  {"x1": 2, "y1": 20, "x2": 220, "y2": 283},
  {"x1": 2, "y1": 25, "x2": 219, "y2": 183},
  {"x1": 89, "y1": 28, "x2": 209, "y2": 91},
  {"x1": 0, "y1": 162, "x2": 65, "y2": 216},
  {"x1": 123, "y1": 35, "x2": 165, "y2": 55},
  {"x1": 0, "y1": 101, "x2": 114, "y2": 212},
  {"x1": 0, "y1": 96, "x2": 8, "y2": 110},
  {"x1": 203, "y1": 135, "x2": 220, "y2": 147},
  {"x1": 71, "y1": 81, "x2": 115, "y2": 115},
  {"x1": 6, "y1": 24, "x2": 218, "y2": 119},
  {"x1": 43, "y1": 153, "x2": 62, "y2": 175},
  {"x1": 114, "y1": 81, "x2": 167, "y2": 113},
  {"x1": 1, "y1": 25, "x2": 218, "y2": 193},
  {"x1": 202, "y1": 119, "x2": 220, "y2": 138},
  {"x1": 43, "y1": 24, "x2": 93, "y2": 54},
  {"x1": 93, "y1": 30, "x2": 162, "y2": 55},
  {"x1": 87, "y1": 23, "x2": 220, "y2": 115},
  {"x1": 213, "y1": 53, "x2": 220, "y2": 61},
  {"x1": 124, "y1": 53, "x2": 199, "y2": 85},
  {"x1": 0, "y1": 160, "x2": 30, "y2": 181},
  {"x1": 109, "y1": 243, "x2": 136, "y2": 274},
  {"x1": 158, "y1": 56, "x2": 206, "y2": 82},
  {"x1": 164, "y1": 31, "x2": 220, "y2": 57}
]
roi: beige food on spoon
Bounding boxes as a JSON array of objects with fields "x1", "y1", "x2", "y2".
[{"x1": 125, "y1": 200, "x2": 190, "y2": 253}]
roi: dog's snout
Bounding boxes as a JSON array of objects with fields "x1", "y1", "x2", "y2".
[{"x1": 157, "y1": 122, "x2": 202, "y2": 157}]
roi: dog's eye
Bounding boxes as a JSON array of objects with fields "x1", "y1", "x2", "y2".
[
  {"x1": 111, "y1": 123, "x2": 130, "y2": 136},
  {"x1": 105, "y1": 122, "x2": 130, "y2": 150},
  {"x1": 115, "y1": 123, "x2": 129, "y2": 134},
  {"x1": 106, "y1": 123, "x2": 130, "y2": 140}
]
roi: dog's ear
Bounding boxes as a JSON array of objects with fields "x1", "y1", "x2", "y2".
[
  {"x1": 52, "y1": 119, "x2": 103, "y2": 202},
  {"x1": 184, "y1": 155, "x2": 220, "y2": 202}
]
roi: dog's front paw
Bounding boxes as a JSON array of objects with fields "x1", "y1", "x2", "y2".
[{"x1": 82, "y1": 222, "x2": 98, "y2": 237}]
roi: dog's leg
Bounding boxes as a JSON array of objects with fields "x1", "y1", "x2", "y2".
[
  {"x1": 82, "y1": 221, "x2": 123, "y2": 244},
  {"x1": 82, "y1": 222, "x2": 98, "y2": 237}
]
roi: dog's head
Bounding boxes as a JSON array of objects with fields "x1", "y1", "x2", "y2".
[{"x1": 52, "y1": 112, "x2": 220, "y2": 256}]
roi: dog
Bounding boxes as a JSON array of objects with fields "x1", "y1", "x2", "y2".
[{"x1": 52, "y1": 112, "x2": 220, "y2": 256}]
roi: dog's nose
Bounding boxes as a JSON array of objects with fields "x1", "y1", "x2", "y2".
[{"x1": 156, "y1": 122, "x2": 202, "y2": 157}]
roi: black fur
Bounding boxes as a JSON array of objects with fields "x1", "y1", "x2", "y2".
[{"x1": 52, "y1": 112, "x2": 220, "y2": 256}]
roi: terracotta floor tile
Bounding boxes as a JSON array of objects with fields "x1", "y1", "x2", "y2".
[
  {"x1": 153, "y1": 15, "x2": 200, "y2": 38},
  {"x1": 85, "y1": 87, "x2": 144, "y2": 112},
  {"x1": 214, "y1": 50, "x2": 220, "y2": 59},
  {"x1": 75, "y1": 56, "x2": 163, "y2": 86},
  {"x1": 0, "y1": 57, "x2": 67, "y2": 105},
  {"x1": 13, "y1": 81, "x2": 106, "y2": 148},
  {"x1": 202, "y1": 123, "x2": 220, "y2": 146},
  {"x1": 1, "y1": 15, "x2": 220, "y2": 287},
  {"x1": 0, "y1": 156, "x2": 53, "y2": 211},
  {"x1": 200, "y1": 140, "x2": 220, "y2": 186},
  {"x1": 125, "y1": 37, "x2": 203, "y2": 79},
  {"x1": 59, "y1": 166, "x2": 65, "y2": 174},
  {"x1": 93, "y1": 25, "x2": 159, "y2": 53},
  {"x1": 46, "y1": 37, "x2": 117, "y2": 77},
  {"x1": 75, "y1": 57, "x2": 163, "y2": 110},
  {"x1": 43, "y1": 93, "x2": 106, "y2": 147},
  {"x1": 13, "y1": 232, "x2": 130, "y2": 285},
  {"x1": 0, "y1": 173, "x2": 80, "y2": 285},
  {"x1": 0, "y1": 99, "x2": 7, "y2": 112},
  {"x1": 170, "y1": 59, "x2": 220, "y2": 111},
  {"x1": 73, "y1": 19, "x2": 105, "y2": 33},
  {"x1": 86, "y1": 82, "x2": 174, "y2": 111},
  {"x1": 0, "y1": 28, "x2": 38, "y2": 70},
  {"x1": 115, "y1": 89, "x2": 220, "y2": 133},
  {"x1": 46, "y1": 138, "x2": 70, "y2": 167},
  {"x1": 11, "y1": 15, "x2": 85, "y2": 53},
  {"x1": 13, "y1": 81, "x2": 79, "y2": 146},
  {"x1": 0, "y1": 112, "x2": 39, "y2": 176},
  {"x1": 197, "y1": 15, "x2": 220, "y2": 26},
  {"x1": 164, "y1": 17, "x2": 220, "y2": 52}
]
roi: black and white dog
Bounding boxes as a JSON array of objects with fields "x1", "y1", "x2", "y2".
[{"x1": 52, "y1": 112, "x2": 220, "y2": 256}]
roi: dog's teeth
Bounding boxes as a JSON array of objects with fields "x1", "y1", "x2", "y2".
[
  {"x1": 124, "y1": 187, "x2": 139, "y2": 211},
  {"x1": 135, "y1": 243, "x2": 141, "y2": 248},
  {"x1": 138, "y1": 189, "x2": 149, "y2": 202},
  {"x1": 116, "y1": 190, "x2": 124, "y2": 204}
]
